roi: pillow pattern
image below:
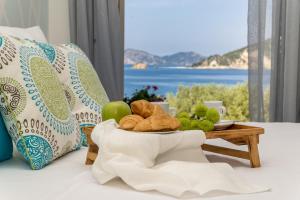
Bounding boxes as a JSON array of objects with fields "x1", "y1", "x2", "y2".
[
  {"x1": 0, "y1": 35, "x2": 81, "y2": 169},
  {"x1": 36, "y1": 42, "x2": 109, "y2": 146},
  {"x1": 0, "y1": 113, "x2": 13, "y2": 162}
]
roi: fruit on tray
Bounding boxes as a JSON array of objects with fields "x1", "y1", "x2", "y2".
[
  {"x1": 205, "y1": 108, "x2": 220, "y2": 124},
  {"x1": 191, "y1": 119, "x2": 201, "y2": 130},
  {"x1": 178, "y1": 118, "x2": 191, "y2": 130},
  {"x1": 193, "y1": 104, "x2": 208, "y2": 118},
  {"x1": 119, "y1": 100, "x2": 180, "y2": 132},
  {"x1": 176, "y1": 112, "x2": 190, "y2": 119},
  {"x1": 176, "y1": 103, "x2": 220, "y2": 132},
  {"x1": 102, "y1": 101, "x2": 132, "y2": 123},
  {"x1": 198, "y1": 120, "x2": 214, "y2": 132}
]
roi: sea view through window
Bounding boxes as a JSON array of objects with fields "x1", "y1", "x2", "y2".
[{"x1": 124, "y1": 0, "x2": 271, "y2": 121}]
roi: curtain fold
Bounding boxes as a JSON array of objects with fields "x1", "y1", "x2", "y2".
[
  {"x1": 248, "y1": 0, "x2": 267, "y2": 122},
  {"x1": 270, "y1": 0, "x2": 300, "y2": 122},
  {"x1": 0, "y1": 0, "x2": 48, "y2": 35},
  {"x1": 69, "y1": 0, "x2": 124, "y2": 101},
  {"x1": 69, "y1": 0, "x2": 94, "y2": 58}
]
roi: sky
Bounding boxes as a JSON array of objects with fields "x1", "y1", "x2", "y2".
[{"x1": 125, "y1": 0, "x2": 249, "y2": 56}]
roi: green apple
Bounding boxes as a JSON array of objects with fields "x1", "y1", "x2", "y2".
[{"x1": 102, "y1": 101, "x2": 132, "y2": 123}]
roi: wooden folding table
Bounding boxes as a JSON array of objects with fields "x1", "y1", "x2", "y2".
[{"x1": 83, "y1": 124, "x2": 264, "y2": 168}]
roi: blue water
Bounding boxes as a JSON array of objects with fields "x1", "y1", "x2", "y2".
[{"x1": 124, "y1": 65, "x2": 270, "y2": 96}]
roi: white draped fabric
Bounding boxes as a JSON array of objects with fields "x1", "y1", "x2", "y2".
[{"x1": 91, "y1": 120, "x2": 269, "y2": 198}]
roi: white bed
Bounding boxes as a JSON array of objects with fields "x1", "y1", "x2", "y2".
[{"x1": 1, "y1": 123, "x2": 299, "y2": 200}]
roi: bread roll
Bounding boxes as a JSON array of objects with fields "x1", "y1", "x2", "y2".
[
  {"x1": 130, "y1": 100, "x2": 154, "y2": 118},
  {"x1": 152, "y1": 105, "x2": 166, "y2": 116},
  {"x1": 119, "y1": 115, "x2": 144, "y2": 130},
  {"x1": 133, "y1": 114, "x2": 180, "y2": 132}
]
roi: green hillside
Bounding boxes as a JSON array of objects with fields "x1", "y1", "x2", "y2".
[{"x1": 192, "y1": 39, "x2": 271, "y2": 68}]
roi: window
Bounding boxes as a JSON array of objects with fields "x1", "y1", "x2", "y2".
[{"x1": 124, "y1": 0, "x2": 270, "y2": 121}]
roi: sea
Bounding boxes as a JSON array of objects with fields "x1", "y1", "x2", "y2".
[{"x1": 124, "y1": 65, "x2": 270, "y2": 96}]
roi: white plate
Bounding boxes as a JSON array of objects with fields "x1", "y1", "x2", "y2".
[
  {"x1": 214, "y1": 120, "x2": 235, "y2": 131},
  {"x1": 136, "y1": 130, "x2": 177, "y2": 134},
  {"x1": 118, "y1": 129, "x2": 177, "y2": 134}
]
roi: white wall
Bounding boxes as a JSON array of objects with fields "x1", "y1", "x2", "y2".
[{"x1": 48, "y1": 0, "x2": 70, "y2": 44}]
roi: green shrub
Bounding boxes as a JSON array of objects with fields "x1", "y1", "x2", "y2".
[{"x1": 167, "y1": 83, "x2": 269, "y2": 122}]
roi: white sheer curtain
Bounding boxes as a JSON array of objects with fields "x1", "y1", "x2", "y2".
[
  {"x1": 270, "y1": 0, "x2": 300, "y2": 122},
  {"x1": 0, "y1": 0, "x2": 48, "y2": 35},
  {"x1": 248, "y1": 0, "x2": 300, "y2": 122},
  {"x1": 248, "y1": 0, "x2": 267, "y2": 122}
]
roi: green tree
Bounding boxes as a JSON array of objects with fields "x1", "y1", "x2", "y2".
[{"x1": 167, "y1": 83, "x2": 269, "y2": 122}]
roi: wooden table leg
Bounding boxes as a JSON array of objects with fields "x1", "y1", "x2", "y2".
[
  {"x1": 248, "y1": 135, "x2": 261, "y2": 168},
  {"x1": 86, "y1": 145, "x2": 99, "y2": 165}
]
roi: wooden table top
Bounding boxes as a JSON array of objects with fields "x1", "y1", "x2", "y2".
[{"x1": 205, "y1": 124, "x2": 264, "y2": 139}]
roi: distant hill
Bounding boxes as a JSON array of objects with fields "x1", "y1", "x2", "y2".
[
  {"x1": 192, "y1": 40, "x2": 271, "y2": 69},
  {"x1": 124, "y1": 49, "x2": 205, "y2": 66},
  {"x1": 162, "y1": 52, "x2": 206, "y2": 66}
]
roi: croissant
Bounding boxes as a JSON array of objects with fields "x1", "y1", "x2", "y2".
[
  {"x1": 131, "y1": 100, "x2": 154, "y2": 118},
  {"x1": 152, "y1": 105, "x2": 166, "y2": 116},
  {"x1": 133, "y1": 114, "x2": 180, "y2": 132},
  {"x1": 119, "y1": 115, "x2": 144, "y2": 130}
]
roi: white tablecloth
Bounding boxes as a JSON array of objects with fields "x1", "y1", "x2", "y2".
[{"x1": 91, "y1": 120, "x2": 268, "y2": 197}]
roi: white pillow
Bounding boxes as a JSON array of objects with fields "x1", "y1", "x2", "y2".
[{"x1": 0, "y1": 26, "x2": 47, "y2": 42}]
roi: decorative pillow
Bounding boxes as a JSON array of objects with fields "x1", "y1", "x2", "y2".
[
  {"x1": 0, "y1": 113, "x2": 13, "y2": 162},
  {"x1": 0, "y1": 35, "x2": 81, "y2": 169},
  {"x1": 36, "y1": 42, "x2": 109, "y2": 146},
  {"x1": 0, "y1": 26, "x2": 47, "y2": 42}
]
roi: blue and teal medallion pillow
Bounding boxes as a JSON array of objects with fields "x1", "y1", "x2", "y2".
[
  {"x1": 0, "y1": 113, "x2": 13, "y2": 162},
  {"x1": 36, "y1": 42, "x2": 109, "y2": 146},
  {"x1": 0, "y1": 35, "x2": 81, "y2": 169}
]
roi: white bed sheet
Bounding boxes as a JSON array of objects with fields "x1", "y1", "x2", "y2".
[{"x1": 0, "y1": 123, "x2": 300, "y2": 200}]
